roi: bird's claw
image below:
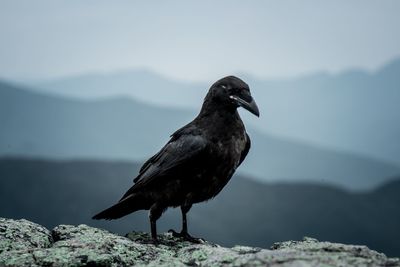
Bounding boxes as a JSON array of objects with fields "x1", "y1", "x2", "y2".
[{"x1": 168, "y1": 229, "x2": 204, "y2": 243}]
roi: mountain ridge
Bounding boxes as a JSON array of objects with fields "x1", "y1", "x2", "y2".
[
  {"x1": 1, "y1": 81, "x2": 399, "y2": 190},
  {"x1": 0, "y1": 157, "x2": 399, "y2": 256},
  {"x1": 25, "y1": 58, "x2": 400, "y2": 165}
]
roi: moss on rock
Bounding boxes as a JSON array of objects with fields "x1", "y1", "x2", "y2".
[{"x1": 0, "y1": 218, "x2": 399, "y2": 267}]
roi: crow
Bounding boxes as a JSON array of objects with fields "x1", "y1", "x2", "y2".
[{"x1": 92, "y1": 76, "x2": 259, "y2": 243}]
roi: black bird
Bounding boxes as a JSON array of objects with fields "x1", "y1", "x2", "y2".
[{"x1": 93, "y1": 76, "x2": 259, "y2": 243}]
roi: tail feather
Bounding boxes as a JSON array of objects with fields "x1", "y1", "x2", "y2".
[{"x1": 92, "y1": 194, "x2": 147, "y2": 220}]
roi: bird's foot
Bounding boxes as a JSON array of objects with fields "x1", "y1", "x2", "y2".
[{"x1": 168, "y1": 229, "x2": 204, "y2": 243}]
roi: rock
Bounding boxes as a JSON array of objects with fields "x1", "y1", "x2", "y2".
[{"x1": 0, "y1": 218, "x2": 398, "y2": 267}]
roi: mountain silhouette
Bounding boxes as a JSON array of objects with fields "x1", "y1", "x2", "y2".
[
  {"x1": 1, "y1": 81, "x2": 399, "y2": 190},
  {"x1": 31, "y1": 58, "x2": 400, "y2": 165},
  {"x1": 0, "y1": 158, "x2": 398, "y2": 256}
]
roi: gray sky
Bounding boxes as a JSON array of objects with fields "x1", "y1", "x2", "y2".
[{"x1": 1, "y1": 0, "x2": 400, "y2": 82}]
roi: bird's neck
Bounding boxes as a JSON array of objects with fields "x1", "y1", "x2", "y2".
[
  {"x1": 196, "y1": 100, "x2": 244, "y2": 134},
  {"x1": 199, "y1": 96, "x2": 237, "y2": 116},
  {"x1": 198, "y1": 99, "x2": 237, "y2": 119}
]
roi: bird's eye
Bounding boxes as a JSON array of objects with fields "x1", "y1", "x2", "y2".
[{"x1": 220, "y1": 85, "x2": 227, "y2": 89}]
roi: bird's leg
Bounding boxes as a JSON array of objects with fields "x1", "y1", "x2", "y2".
[
  {"x1": 148, "y1": 203, "x2": 164, "y2": 245},
  {"x1": 169, "y1": 205, "x2": 204, "y2": 243},
  {"x1": 181, "y1": 206, "x2": 188, "y2": 234},
  {"x1": 150, "y1": 219, "x2": 157, "y2": 242}
]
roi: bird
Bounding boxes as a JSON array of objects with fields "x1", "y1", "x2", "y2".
[{"x1": 92, "y1": 75, "x2": 259, "y2": 243}]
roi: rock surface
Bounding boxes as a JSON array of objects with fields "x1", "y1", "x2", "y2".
[{"x1": 0, "y1": 218, "x2": 398, "y2": 267}]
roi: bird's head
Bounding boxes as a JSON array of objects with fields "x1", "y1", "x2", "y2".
[{"x1": 205, "y1": 76, "x2": 260, "y2": 117}]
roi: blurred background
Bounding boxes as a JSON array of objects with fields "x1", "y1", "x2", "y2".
[{"x1": 1, "y1": 0, "x2": 400, "y2": 257}]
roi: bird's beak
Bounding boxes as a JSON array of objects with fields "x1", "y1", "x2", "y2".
[{"x1": 230, "y1": 95, "x2": 260, "y2": 117}]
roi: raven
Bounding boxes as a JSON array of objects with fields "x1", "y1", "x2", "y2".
[{"x1": 92, "y1": 76, "x2": 259, "y2": 243}]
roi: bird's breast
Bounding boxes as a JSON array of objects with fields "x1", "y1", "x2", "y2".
[
  {"x1": 188, "y1": 130, "x2": 246, "y2": 202},
  {"x1": 219, "y1": 129, "x2": 247, "y2": 166}
]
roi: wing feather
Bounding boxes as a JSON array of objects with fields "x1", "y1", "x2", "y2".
[{"x1": 121, "y1": 134, "x2": 207, "y2": 201}]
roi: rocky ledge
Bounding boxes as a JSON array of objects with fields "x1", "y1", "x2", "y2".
[{"x1": 0, "y1": 218, "x2": 398, "y2": 267}]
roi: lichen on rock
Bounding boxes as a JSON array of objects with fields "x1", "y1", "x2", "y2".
[{"x1": 0, "y1": 218, "x2": 399, "y2": 267}]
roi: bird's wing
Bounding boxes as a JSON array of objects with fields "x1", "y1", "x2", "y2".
[
  {"x1": 121, "y1": 133, "x2": 208, "y2": 201},
  {"x1": 238, "y1": 133, "x2": 251, "y2": 166},
  {"x1": 135, "y1": 124, "x2": 198, "y2": 180}
]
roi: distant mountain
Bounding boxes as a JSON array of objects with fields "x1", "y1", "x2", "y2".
[
  {"x1": 246, "y1": 58, "x2": 400, "y2": 166},
  {"x1": 0, "y1": 80, "x2": 193, "y2": 159},
  {"x1": 0, "y1": 158, "x2": 398, "y2": 256},
  {"x1": 31, "y1": 58, "x2": 400, "y2": 165},
  {"x1": 30, "y1": 70, "x2": 207, "y2": 110},
  {"x1": 1, "y1": 81, "x2": 399, "y2": 190}
]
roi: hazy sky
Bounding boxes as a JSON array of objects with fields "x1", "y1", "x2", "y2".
[{"x1": 1, "y1": 0, "x2": 400, "y2": 82}]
